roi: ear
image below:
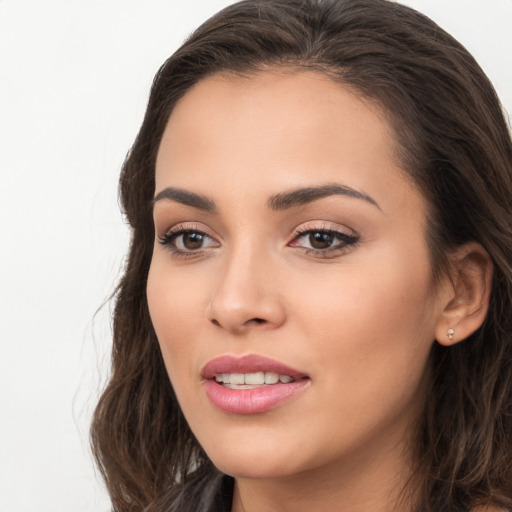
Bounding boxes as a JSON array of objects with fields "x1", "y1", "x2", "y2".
[{"x1": 435, "y1": 242, "x2": 493, "y2": 347}]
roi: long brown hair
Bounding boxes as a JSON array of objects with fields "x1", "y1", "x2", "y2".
[{"x1": 91, "y1": 1, "x2": 512, "y2": 510}]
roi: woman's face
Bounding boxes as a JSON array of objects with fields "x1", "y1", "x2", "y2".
[{"x1": 147, "y1": 71, "x2": 445, "y2": 481}]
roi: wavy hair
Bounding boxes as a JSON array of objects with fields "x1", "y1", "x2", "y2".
[{"x1": 91, "y1": 1, "x2": 512, "y2": 510}]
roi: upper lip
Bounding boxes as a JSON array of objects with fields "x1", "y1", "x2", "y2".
[{"x1": 201, "y1": 354, "x2": 309, "y2": 380}]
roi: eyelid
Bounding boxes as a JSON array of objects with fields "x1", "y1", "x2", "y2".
[
  {"x1": 287, "y1": 220, "x2": 360, "y2": 256},
  {"x1": 289, "y1": 220, "x2": 358, "y2": 240},
  {"x1": 158, "y1": 230, "x2": 219, "y2": 247},
  {"x1": 156, "y1": 221, "x2": 222, "y2": 257},
  {"x1": 157, "y1": 221, "x2": 217, "y2": 240}
]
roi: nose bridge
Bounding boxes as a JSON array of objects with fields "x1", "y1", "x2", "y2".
[{"x1": 207, "y1": 238, "x2": 284, "y2": 332}]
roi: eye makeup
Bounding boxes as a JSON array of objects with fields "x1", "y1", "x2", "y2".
[
  {"x1": 156, "y1": 220, "x2": 360, "y2": 260},
  {"x1": 288, "y1": 225, "x2": 359, "y2": 258},
  {"x1": 157, "y1": 222, "x2": 220, "y2": 259}
]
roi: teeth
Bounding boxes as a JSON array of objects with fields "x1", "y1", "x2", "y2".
[
  {"x1": 245, "y1": 372, "x2": 265, "y2": 385},
  {"x1": 265, "y1": 372, "x2": 279, "y2": 384},
  {"x1": 214, "y1": 372, "x2": 295, "y2": 386},
  {"x1": 230, "y1": 373, "x2": 245, "y2": 385}
]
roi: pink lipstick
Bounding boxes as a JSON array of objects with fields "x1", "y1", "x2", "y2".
[{"x1": 201, "y1": 354, "x2": 310, "y2": 414}]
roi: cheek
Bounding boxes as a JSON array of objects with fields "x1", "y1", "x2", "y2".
[
  {"x1": 146, "y1": 256, "x2": 208, "y2": 374},
  {"x1": 148, "y1": 275, "x2": 201, "y2": 330},
  {"x1": 291, "y1": 246, "x2": 437, "y2": 408},
  {"x1": 297, "y1": 233, "x2": 437, "y2": 342}
]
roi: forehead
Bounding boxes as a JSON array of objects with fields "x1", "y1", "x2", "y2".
[
  {"x1": 155, "y1": 69, "x2": 421, "y2": 218},
  {"x1": 159, "y1": 70, "x2": 394, "y2": 161}
]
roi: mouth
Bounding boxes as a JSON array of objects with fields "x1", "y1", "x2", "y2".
[
  {"x1": 214, "y1": 371, "x2": 296, "y2": 389},
  {"x1": 201, "y1": 354, "x2": 310, "y2": 414}
]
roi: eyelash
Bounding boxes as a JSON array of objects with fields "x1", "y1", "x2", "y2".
[
  {"x1": 289, "y1": 227, "x2": 359, "y2": 258},
  {"x1": 157, "y1": 224, "x2": 217, "y2": 259},
  {"x1": 157, "y1": 224, "x2": 360, "y2": 259}
]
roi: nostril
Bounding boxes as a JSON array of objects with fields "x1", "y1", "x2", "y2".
[{"x1": 209, "y1": 316, "x2": 270, "y2": 332}]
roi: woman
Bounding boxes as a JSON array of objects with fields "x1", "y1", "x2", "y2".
[{"x1": 91, "y1": 0, "x2": 512, "y2": 510}]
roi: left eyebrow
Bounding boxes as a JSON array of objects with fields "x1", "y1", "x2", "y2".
[
  {"x1": 152, "y1": 187, "x2": 217, "y2": 212},
  {"x1": 268, "y1": 183, "x2": 381, "y2": 211}
]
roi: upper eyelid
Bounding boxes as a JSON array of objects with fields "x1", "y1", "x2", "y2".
[
  {"x1": 292, "y1": 228, "x2": 357, "y2": 239},
  {"x1": 289, "y1": 222, "x2": 360, "y2": 246},
  {"x1": 165, "y1": 223, "x2": 202, "y2": 234},
  {"x1": 160, "y1": 222, "x2": 216, "y2": 238},
  {"x1": 290, "y1": 228, "x2": 359, "y2": 244},
  {"x1": 290, "y1": 220, "x2": 357, "y2": 237},
  {"x1": 157, "y1": 220, "x2": 357, "y2": 242},
  {"x1": 157, "y1": 223, "x2": 224, "y2": 253}
]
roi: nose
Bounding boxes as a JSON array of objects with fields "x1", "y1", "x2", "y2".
[{"x1": 206, "y1": 247, "x2": 286, "y2": 335}]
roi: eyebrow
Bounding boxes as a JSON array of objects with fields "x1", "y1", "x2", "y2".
[
  {"x1": 268, "y1": 183, "x2": 380, "y2": 211},
  {"x1": 152, "y1": 183, "x2": 380, "y2": 212},
  {"x1": 153, "y1": 187, "x2": 217, "y2": 212}
]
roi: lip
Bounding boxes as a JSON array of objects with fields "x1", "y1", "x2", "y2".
[
  {"x1": 201, "y1": 354, "x2": 310, "y2": 414},
  {"x1": 201, "y1": 354, "x2": 308, "y2": 380}
]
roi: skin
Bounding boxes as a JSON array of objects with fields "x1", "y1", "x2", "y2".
[{"x1": 147, "y1": 70, "x2": 491, "y2": 512}]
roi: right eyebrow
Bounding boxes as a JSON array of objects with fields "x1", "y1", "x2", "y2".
[
  {"x1": 152, "y1": 187, "x2": 217, "y2": 212},
  {"x1": 268, "y1": 183, "x2": 381, "y2": 211}
]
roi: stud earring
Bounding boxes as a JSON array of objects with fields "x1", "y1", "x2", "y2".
[{"x1": 447, "y1": 328, "x2": 454, "y2": 341}]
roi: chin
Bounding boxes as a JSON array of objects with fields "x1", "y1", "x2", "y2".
[
  {"x1": 211, "y1": 456, "x2": 299, "y2": 480},
  {"x1": 199, "y1": 435, "x2": 306, "y2": 480}
]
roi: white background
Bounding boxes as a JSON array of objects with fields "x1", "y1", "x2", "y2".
[{"x1": 0, "y1": 1, "x2": 510, "y2": 511}]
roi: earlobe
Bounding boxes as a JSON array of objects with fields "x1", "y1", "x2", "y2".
[{"x1": 435, "y1": 242, "x2": 493, "y2": 347}]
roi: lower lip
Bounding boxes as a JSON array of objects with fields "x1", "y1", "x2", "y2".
[{"x1": 204, "y1": 379, "x2": 310, "y2": 414}]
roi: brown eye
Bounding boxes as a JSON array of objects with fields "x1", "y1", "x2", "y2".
[
  {"x1": 182, "y1": 232, "x2": 205, "y2": 250},
  {"x1": 158, "y1": 229, "x2": 220, "y2": 254},
  {"x1": 289, "y1": 228, "x2": 359, "y2": 256},
  {"x1": 309, "y1": 232, "x2": 335, "y2": 249}
]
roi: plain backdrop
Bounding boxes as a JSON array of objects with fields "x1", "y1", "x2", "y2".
[{"x1": 0, "y1": 1, "x2": 510, "y2": 511}]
